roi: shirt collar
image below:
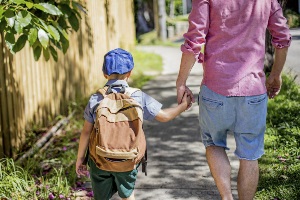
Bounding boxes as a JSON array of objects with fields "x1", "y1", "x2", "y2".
[{"x1": 105, "y1": 79, "x2": 129, "y2": 87}]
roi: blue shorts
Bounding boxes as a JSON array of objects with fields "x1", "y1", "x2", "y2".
[{"x1": 198, "y1": 85, "x2": 268, "y2": 160}]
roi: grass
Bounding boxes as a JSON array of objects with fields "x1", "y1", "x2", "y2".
[
  {"x1": 0, "y1": 49, "x2": 163, "y2": 200},
  {"x1": 255, "y1": 74, "x2": 300, "y2": 200}
]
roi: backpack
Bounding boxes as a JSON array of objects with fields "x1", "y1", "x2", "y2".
[{"x1": 88, "y1": 84, "x2": 147, "y2": 174}]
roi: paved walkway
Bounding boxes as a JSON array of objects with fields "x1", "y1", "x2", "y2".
[
  {"x1": 111, "y1": 46, "x2": 239, "y2": 200},
  {"x1": 111, "y1": 28, "x2": 299, "y2": 199}
]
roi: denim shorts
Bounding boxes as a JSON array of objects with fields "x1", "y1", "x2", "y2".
[
  {"x1": 88, "y1": 158, "x2": 138, "y2": 199},
  {"x1": 198, "y1": 85, "x2": 268, "y2": 160}
]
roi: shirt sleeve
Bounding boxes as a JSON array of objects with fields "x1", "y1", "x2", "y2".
[
  {"x1": 181, "y1": 0, "x2": 209, "y2": 63},
  {"x1": 131, "y1": 90, "x2": 162, "y2": 121},
  {"x1": 268, "y1": 0, "x2": 291, "y2": 49},
  {"x1": 83, "y1": 93, "x2": 103, "y2": 123}
]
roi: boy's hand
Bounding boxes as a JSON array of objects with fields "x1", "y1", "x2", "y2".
[
  {"x1": 181, "y1": 92, "x2": 193, "y2": 110},
  {"x1": 76, "y1": 158, "x2": 89, "y2": 178}
]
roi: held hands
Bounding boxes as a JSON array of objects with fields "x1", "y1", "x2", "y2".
[
  {"x1": 266, "y1": 74, "x2": 282, "y2": 99},
  {"x1": 177, "y1": 85, "x2": 195, "y2": 110},
  {"x1": 76, "y1": 158, "x2": 89, "y2": 178}
]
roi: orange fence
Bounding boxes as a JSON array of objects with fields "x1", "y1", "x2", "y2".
[{"x1": 0, "y1": 0, "x2": 136, "y2": 158}]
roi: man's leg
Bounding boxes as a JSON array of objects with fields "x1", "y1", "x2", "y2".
[
  {"x1": 237, "y1": 159, "x2": 259, "y2": 200},
  {"x1": 206, "y1": 146, "x2": 234, "y2": 200}
]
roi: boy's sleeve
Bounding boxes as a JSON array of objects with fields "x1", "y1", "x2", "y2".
[
  {"x1": 131, "y1": 91, "x2": 162, "y2": 121},
  {"x1": 83, "y1": 93, "x2": 102, "y2": 123}
]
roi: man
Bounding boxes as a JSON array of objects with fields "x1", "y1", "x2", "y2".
[{"x1": 176, "y1": 1, "x2": 291, "y2": 200}]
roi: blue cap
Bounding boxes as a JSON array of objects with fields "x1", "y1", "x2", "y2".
[{"x1": 102, "y1": 48, "x2": 134, "y2": 75}]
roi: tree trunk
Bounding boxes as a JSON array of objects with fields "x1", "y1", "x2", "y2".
[
  {"x1": 154, "y1": 0, "x2": 167, "y2": 41},
  {"x1": 265, "y1": 0, "x2": 288, "y2": 72},
  {"x1": 169, "y1": 0, "x2": 175, "y2": 18}
]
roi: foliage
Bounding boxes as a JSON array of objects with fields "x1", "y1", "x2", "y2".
[
  {"x1": 0, "y1": 0, "x2": 84, "y2": 61},
  {"x1": 284, "y1": 9, "x2": 300, "y2": 28},
  {"x1": 165, "y1": 0, "x2": 183, "y2": 17},
  {"x1": 256, "y1": 74, "x2": 300, "y2": 199}
]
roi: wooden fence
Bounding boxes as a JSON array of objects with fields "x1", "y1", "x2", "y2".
[{"x1": 0, "y1": 0, "x2": 136, "y2": 158}]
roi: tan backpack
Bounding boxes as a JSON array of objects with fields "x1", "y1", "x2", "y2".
[{"x1": 88, "y1": 85, "x2": 147, "y2": 174}]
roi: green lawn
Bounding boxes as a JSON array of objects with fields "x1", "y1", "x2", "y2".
[{"x1": 255, "y1": 74, "x2": 300, "y2": 200}]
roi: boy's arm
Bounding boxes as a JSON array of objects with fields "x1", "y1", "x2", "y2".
[
  {"x1": 76, "y1": 120, "x2": 93, "y2": 176},
  {"x1": 155, "y1": 93, "x2": 190, "y2": 122}
]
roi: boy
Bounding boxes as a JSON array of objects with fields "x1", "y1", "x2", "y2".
[{"x1": 76, "y1": 48, "x2": 191, "y2": 200}]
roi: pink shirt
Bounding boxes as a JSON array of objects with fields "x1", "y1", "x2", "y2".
[{"x1": 181, "y1": 0, "x2": 291, "y2": 96}]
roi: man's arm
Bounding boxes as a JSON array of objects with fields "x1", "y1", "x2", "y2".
[
  {"x1": 176, "y1": 52, "x2": 196, "y2": 104},
  {"x1": 266, "y1": 47, "x2": 288, "y2": 99}
]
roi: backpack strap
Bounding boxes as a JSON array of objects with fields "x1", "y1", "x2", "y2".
[{"x1": 125, "y1": 87, "x2": 140, "y2": 96}]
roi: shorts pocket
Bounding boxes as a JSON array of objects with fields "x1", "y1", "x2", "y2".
[
  {"x1": 201, "y1": 96, "x2": 223, "y2": 109},
  {"x1": 247, "y1": 94, "x2": 267, "y2": 105}
]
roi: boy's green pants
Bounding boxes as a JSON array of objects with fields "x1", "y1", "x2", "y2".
[{"x1": 88, "y1": 158, "x2": 138, "y2": 199}]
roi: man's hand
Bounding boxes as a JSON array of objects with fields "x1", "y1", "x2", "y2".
[
  {"x1": 177, "y1": 85, "x2": 195, "y2": 109},
  {"x1": 266, "y1": 74, "x2": 282, "y2": 99}
]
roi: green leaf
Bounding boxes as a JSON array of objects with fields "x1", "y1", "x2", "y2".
[
  {"x1": 0, "y1": 20, "x2": 7, "y2": 31},
  {"x1": 16, "y1": 10, "x2": 32, "y2": 28},
  {"x1": 6, "y1": 17, "x2": 15, "y2": 27},
  {"x1": 43, "y1": 47, "x2": 50, "y2": 61},
  {"x1": 68, "y1": 12, "x2": 79, "y2": 31},
  {"x1": 14, "y1": 20, "x2": 22, "y2": 33},
  {"x1": 28, "y1": 28, "x2": 37, "y2": 46},
  {"x1": 33, "y1": 45, "x2": 42, "y2": 61},
  {"x1": 49, "y1": 46, "x2": 58, "y2": 61},
  {"x1": 59, "y1": 33, "x2": 69, "y2": 54},
  {"x1": 38, "y1": 29, "x2": 49, "y2": 48},
  {"x1": 12, "y1": 34, "x2": 27, "y2": 53},
  {"x1": 57, "y1": 16, "x2": 68, "y2": 29},
  {"x1": 0, "y1": 6, "x2": 4, "y2": 19},
  {"x1": 5, "y1": 32, "x2": 15, "y2": 51},
  {"x1": 26, "y1": 2, "x2": 33, "y2": 9},
  {"x1": 59, "y1": 4, "x2": 73, "y2": 17},
  {"x1": 10, "y1": 0, "x2": 26, "y2": 5},
  {"x1": 48, "y1": 25, "x2": 60, "y2": 41},
  {"x1": 34, "y1": 3, "x2": 62, "y2": 16},
  {"x1": 4, "y1": 9, "x2": 15, "y2": 18}
]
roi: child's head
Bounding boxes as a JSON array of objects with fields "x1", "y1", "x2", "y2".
[{"x1": 102, "y1": 48, "x2": 134, "y2": 80}]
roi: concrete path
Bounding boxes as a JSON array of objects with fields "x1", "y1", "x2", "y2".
[
  {"x1": 285, "y1": 28, "x2": 300, "y2": 84},
  {"x1": 111, "y1": 46, "x2": 239, "y2": 200}
]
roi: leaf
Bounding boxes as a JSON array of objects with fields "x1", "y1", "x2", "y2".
[
  {"x1": 5, "y1": 32, "x2": 15, "y2": 52},
  {"x1": 0, "y1": 6, "x2": 4, "y2": 19},
  {"x1": 68, "y1": 12, "x2": 79, "y2": 31},
  {"x1": 0, "y1": 20, "x2": 7, "y2": 31},
  {"x1": 6, "y1": 17, "x2": 15, "y2": 27},
  {"x1": 33, "y1": 45, "x2": 42, "y2": 61},
  {"x1": 38, "y1": 29, "x2": 49, "y2": 48},
  {"x1": 28, "y1": 28, "x2": 37, "y2": 46},
  {"x1": 57, "y1": 16, "x2": 68, "y2": 29},
  {"x1": 10, "y1": 0, "x2": 26, "y2": 4},
  {"x1": 16, "y1": 10, "x2": 32, "y2": 28},
  {"x1": 34, "y1": 3, "x2": 62, "y2": 16},
  {"x1": 14, "y1": 20, "x2": 22, "y2": 33},
  {"x1": 47, "y1": 25, "x2": 60, "y2": 41},
  {"x1": 59, "y1": 4, "x2": 73, "y2": 17},
  {"x1": 49, "y1": 46, "x2": 58, "y2": 61},
  {"x1": 12, "y1": 34, "x2": 27, "y2": 53},
  {"x1": 4, "y1": 9, "x2": 15, "y2": 18},
  {"x1": 60, "y1": 33, "x2": 69, "y2": 54},
  {"x1": 43, "y1": 47, "x2": 50, "y2": 61},
  {"x1": 26, "y1": 2, "x2": 33, "y2": 9}
]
